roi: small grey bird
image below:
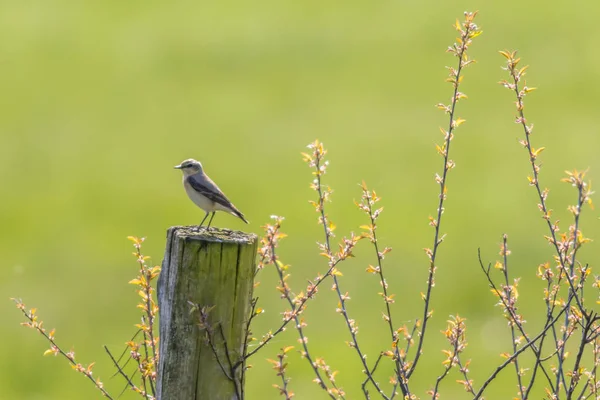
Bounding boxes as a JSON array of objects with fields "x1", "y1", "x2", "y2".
[{"x1": 174, "y1": 158, "x2": 249, "y2": 228}]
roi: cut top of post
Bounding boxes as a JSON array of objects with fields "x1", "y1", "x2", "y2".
[{"x1": 170, "y1": 226, "x2": 256, "y2": 244}]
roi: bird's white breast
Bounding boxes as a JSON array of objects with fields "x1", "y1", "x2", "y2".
[{"x1": 183, "y1": 178, "x2": 215, "y2": 212}]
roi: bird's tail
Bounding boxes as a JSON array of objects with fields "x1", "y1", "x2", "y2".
[{"x1": 231, "y1": 207, "x2": 249, "y2": 224}]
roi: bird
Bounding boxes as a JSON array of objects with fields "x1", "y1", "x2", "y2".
[{"x1": 174, "y1": 158, "x2": 249, "y2": 229}]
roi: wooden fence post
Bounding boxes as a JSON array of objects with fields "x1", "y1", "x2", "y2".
[{"x1": 156, "y1": 226, "x2": 258, "y2": 400}]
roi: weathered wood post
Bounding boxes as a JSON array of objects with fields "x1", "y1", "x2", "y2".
[{"x1": 157, "y1": 226, "x2": 258, "y2": 400}]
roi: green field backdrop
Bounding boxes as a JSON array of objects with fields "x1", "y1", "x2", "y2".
[{"x1": 2, "y1": 1, "x2": 600, "y2": 399}]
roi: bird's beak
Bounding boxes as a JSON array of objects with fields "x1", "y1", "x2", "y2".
[{"x1": 174, "y1": 164, "x2": 183, "y2": 169}]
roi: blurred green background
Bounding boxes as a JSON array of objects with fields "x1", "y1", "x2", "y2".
[{"x1": 2, "y1": 0, "x2": 600, "y2": 399}]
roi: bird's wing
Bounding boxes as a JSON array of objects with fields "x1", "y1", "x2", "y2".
[{"x1": 187, "y1": 173, "x2": 234, "y2": 209}]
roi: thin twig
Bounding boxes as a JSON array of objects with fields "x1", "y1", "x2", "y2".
[
  {"x1": 500, "y1": 236, "x2": 527, "y2": 398},
  {"x1": 430, "y1": 334, "x2": 461, "y2": 399},
  {"x1": 237, "y1": 297, "x2": 259, "y2": 400},
  {"x1": 218, "y1": 324, "x2": 242, "y2": 400},
  {"x1": 12, "y1": 300, "x2": 114, "y2": 399},
  {"x1": 104, "y1": 345, "x2": 144, "y2": 396},
  {"x1": 308, "y1": 148, "x2": 389, "y2": 399},
  {"x1": 359, "y1": 184, "x2": 407, "y2": 396},
  {"x1": 456, "y1": 356, "x2": 476, "y2": 395},
  {"x1": 409, "y1": 11, "x2": 481, "y2": 379}
]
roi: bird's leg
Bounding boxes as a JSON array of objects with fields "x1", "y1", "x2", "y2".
[
  {"x1": 198, "y1": 212, "x2": 210, "y2": 230},
  {"x1": 206, "y1": 212, "x2": 216, "y2": 229}
]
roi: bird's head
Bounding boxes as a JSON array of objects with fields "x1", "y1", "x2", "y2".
[{"x1": 174, "y1": 158, "x2": 203, "y2": 175}]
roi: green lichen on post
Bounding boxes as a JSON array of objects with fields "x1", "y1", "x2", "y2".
[{"x1": 157, "y1": 226, "x2": 257, "y2": 400}]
